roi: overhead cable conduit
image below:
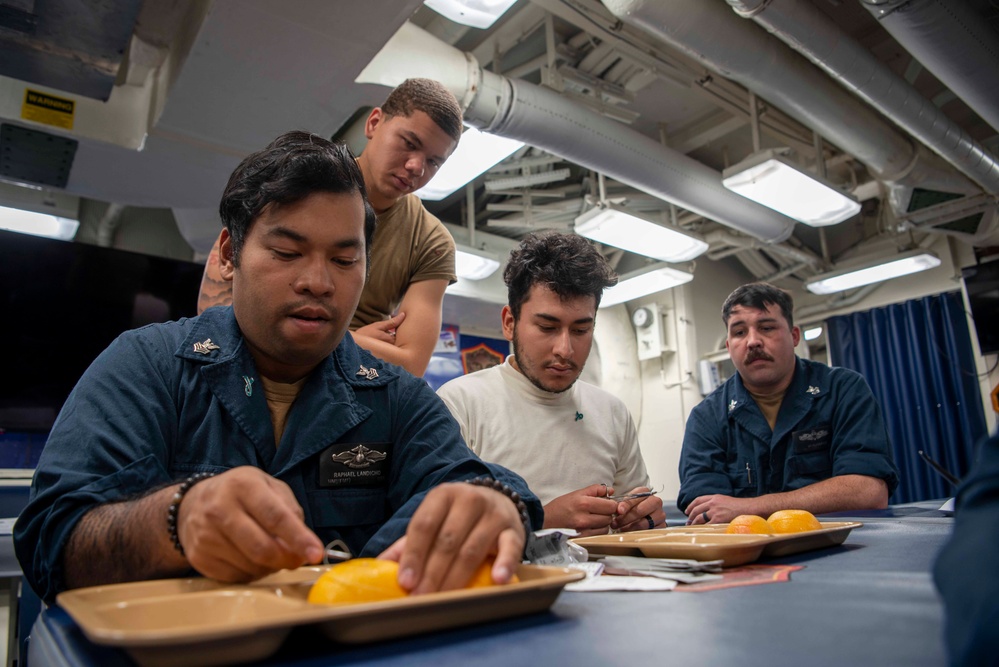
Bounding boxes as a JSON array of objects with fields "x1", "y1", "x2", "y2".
[
  {"x1": 600, "y1": 0, "x2": 979, "y2": 216},
  {"x1": 860, "y1": 0, "x2": 999, "y2": 136},
  {"x1": 726, "y1": 0, "x2": 999, "y2": 197},
  {"x1": 357, "y1": 22, "x2": 796, "y2": 244}
]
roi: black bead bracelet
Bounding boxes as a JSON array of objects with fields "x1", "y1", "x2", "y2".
[
  {"x1": 464, "y1": 476, "x2": 534, "y2": 549},
  {"x1": 167, "y1": 472, "x2": 216, "y2": 557}
]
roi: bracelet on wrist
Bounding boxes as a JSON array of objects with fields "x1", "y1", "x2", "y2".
[
  {"x1": 167, "y1": 472, "x2": 216, "y2": 557},
  {"x1": 464, "y1": 476, "x2": 534, "y2": 549}
]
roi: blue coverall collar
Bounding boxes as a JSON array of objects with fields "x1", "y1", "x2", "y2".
[{"x1": 174, "y1": 306, "x2": 399, "y2": 473}]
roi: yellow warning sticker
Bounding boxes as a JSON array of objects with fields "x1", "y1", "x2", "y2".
[{"x1": 21, "y1": 89, "x2": 75, "y2": 130}]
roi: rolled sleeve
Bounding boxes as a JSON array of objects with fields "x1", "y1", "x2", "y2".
[{"x1": 827, "y1": 372, "x2": 900, "y2": 496}]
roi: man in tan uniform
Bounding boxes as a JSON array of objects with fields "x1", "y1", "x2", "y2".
[{"x1": 197, "y1": 78, "x2": 461, "y2": 376}]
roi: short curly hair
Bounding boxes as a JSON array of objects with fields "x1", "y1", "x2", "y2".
[
  {"x1": 504, "y1": 232, "x2": 618, "y2": 319},
  {"x1": 722, "y1": 282, "x2": 795, "y2": 328},
  {"x1": 219, "y1": 131, "x2": 376, "y2": 267},
  {"x1": 381, "y1": 78, "x2": 463, "y2": 143}
]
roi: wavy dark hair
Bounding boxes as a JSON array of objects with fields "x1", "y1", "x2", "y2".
[
  {"x1": 219, "y1": 131, "x2": 376, "y2": 266},
  {"x1": 381, "y1": 78, "x2": 463, "y2": 143},
  {"x1": 504, "y1": 232, "x2": 618, "y2": 319},
  {"x1": 721, "y1": 282, "x2": 795, "y2": 328}
]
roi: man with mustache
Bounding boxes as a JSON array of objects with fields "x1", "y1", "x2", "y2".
[
  {"x1": 14, "y1": 132, "x2": 540, "y2": 604},
  {"x1": 678, "y1": 282, "x2": 899, "y2": 524},
  {"x1": 438, "y1": 233, "x2": 665, "y2": 536},
  {"x1": 196, "y1": 78, "x2": 460, "y2": 376}
]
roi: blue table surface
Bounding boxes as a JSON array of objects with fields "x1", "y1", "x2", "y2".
[{"x1": 29, "y1": 505, "x2": 954, "y2": 667}]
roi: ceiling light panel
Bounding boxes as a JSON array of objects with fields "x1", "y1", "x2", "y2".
[{"x1": 574, "y1": 205, "x2": 708, "y2": 263}]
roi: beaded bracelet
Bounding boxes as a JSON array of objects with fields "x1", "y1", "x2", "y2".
[
  {"x1": 167, "y1": 472, "x2": 216, "y2": 557},
  {"x1": 464, "y1": 476, "x2": 534, "y2": 550}
]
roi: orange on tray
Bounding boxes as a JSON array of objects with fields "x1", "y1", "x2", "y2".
[
  {"x1": 725, "y1": 515, "x2": 773, "y2": 534},
  {"x1": 308, "y1": 557, "x2": 518, "y2": 605},
  {"x1": 767, "y1": 509, "x2": 822, "y2": 533},
  {"x1": 308, "y1": 559, "x2": 407, "y2": 605}
]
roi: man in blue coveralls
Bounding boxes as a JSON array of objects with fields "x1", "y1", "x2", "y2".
[
  {"x1": 678, "y1": 282, "x2": 899, "y2": 524},
  {"x1": 14, "y1": 131, "x2": 541, "y2": 604}
]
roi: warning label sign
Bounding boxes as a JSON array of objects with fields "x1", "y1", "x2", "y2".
[{"x1": 21, "y1": 89, "x2": 75, "y2": 130}]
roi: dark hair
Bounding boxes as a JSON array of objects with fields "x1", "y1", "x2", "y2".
[
  {"x1": 722, "y1": 282, "x2": 795, "y2": 328},
  {"x1": 219, "y1": 131, "x2": 376, "y2": 266},
  {"x1": 381, "y1": 78, "x2": 463, "y2": 143},
  {"x1": 504, "y1": 232, "x2": 618, "y2": 319}
]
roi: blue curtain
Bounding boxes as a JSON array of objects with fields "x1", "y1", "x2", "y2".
[{"x1": 826, "y1": 291, "x2": 988, "y2": 503}]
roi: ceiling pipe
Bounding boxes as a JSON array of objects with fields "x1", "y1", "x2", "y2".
[
  {"x1": 860, "y1": 0, "x2": 999, "y2": 136},
  {"x1": 96, "y1": 202, "x2": 126, "y2": 247},
  {"x1": 726, "y1": 0, "x2": 999, "y2": 197},
  {"x1": 600, "y1": 0, "x2": 978, "y2": 213},
  {"x1": 358, "y1": 22, "x2": 795, "y2": 243},
  {"x1": 704, "y1": 228, "x2": 825, "y2": 269}
]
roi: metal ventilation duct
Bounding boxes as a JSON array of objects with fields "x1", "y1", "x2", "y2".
[
  {"x1": 359, "y1": 22, "x2": 796, "y2": 243},
  {"x1": 601, "y1": 0, "x2": 978, "y2": 213},
  {"x1": 860, "y1": 0, "x2": 999, "y2": 135},
  {"x1": 726, "y1": 0, "x2": 999, "y2": 197}
]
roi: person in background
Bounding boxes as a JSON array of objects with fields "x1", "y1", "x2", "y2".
[
  {"x1": 678, "y1": 282, "x2": 899, "y2": 524},
  {"x1": 197, "y1": 78, "x2": 461, "y2": 376},
  {"x1": 438, "y1": 232, "x2": 664, "y2": 537},
  {"x1": 934, "y1": 428, "x2": 999, "y2": 666},
  {"x1": 14, "y1": 131, "x2": 540, "y2": 605}
]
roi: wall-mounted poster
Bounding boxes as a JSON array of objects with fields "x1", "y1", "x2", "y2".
[
  {"x1": 425, "y1": 324, "x2": 462, "y2": 391},
  {"x1": 459, "y1": 334, "x2": 509, "y2": 374},
  {"x1": 424, "y1": 328, "x2": 511, "y2": 391}
]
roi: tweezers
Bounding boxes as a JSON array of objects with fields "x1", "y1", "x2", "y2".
[{"x1": 607, "y1": 491, "x2": 659, "y2": 501}]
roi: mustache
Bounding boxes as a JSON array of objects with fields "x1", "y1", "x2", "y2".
[{"x1": 746, "y1": 350, "x2": 774, "y2": 363}]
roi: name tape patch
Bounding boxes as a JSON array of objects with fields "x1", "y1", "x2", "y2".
[{"x1": 319, "y1": 442, "x2": 391, "y2": 488}]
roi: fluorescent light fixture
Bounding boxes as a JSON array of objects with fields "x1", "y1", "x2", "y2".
[
  {"x1": 599, "y1": 264, "x2": 694, "y2": 308},
  {"x1": 803, "y1": 326, "x2": 823, "y2": 341},
  {"x1": 423, "y1": 0, "x2": 519, "y2": 29},
  {"x1": 455, "y1": 246, "x2": 501, "y2": 280},
  {"x1": 415, "y1": 126, "x2": 523, "y2": 201},
  {"x1": 722, "y1": 149, "x2": 861, "y2": 227},
  {"x1": 0, "y1": 205, "x2": 79, "y2": 240},
  {"x1": 804, "y1": 249, "x2": 941, "y2": 295},
  {"x1": 574, "y1": 204, "x2": 708, "y2": 263}
]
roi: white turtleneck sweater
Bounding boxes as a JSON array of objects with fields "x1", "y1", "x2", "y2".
[{"x1": 437, "y1": 356, "x2": 649, "y2": 505}]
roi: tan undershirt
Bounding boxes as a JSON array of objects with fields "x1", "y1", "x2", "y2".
[
  {"x1": 259, "y1": 376, "x2": 307, "y2": 446},
  {"x1": 748, "y1": 388, "x2": 787, "y2": 432}
]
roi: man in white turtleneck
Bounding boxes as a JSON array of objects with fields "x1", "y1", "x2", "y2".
[{"x1": 438, "y1": 232, "x2": 665, "y2": 537}]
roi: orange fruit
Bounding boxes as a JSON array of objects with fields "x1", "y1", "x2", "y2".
[
  {"x1": 308, "y1": 558, "x2": 407, "y2": 605},
  {"x1": 466, "y1": 558, "x2": 520, "y2": 588},
  {"x1": 766, "y1": 509, "x2": 822, "y2": 533},
  {"x1": 725, "y1": 515, "x2": 772, "y2": 535},
  {"x1": 307, "y1": 557, "x2": 520, "y2": 605}
]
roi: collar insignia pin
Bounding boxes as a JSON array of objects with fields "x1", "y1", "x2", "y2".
[
  {"x1": 192, "y1": 338, "x2": 220, "y2": 355},
  {"x1": 356, "y1": 365, "x2": 379, "y2": 380},
  {"x1": 243, "y1": 376, "x2": 255, "y2": 397},
  {"x1": 806, "y1": 386, "x2": 821, "y2": 395},
  {"x1": 728, "y1": 399, "x2": 738, "y2": 413}
]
